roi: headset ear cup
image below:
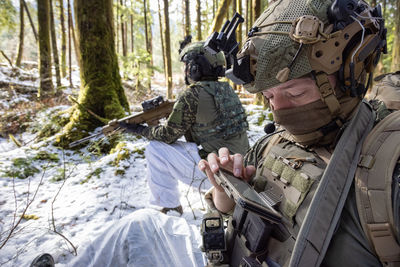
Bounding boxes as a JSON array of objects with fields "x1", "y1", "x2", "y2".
[{"x1": 189, "y1": 62, "x2": 202, "y2": 81}]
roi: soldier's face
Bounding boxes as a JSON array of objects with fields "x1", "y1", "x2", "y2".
[{"x1": 262, "y1": 76, "x2": 336, "y2": 110}]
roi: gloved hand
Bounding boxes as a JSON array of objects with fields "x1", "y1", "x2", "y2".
[{"x1": 118, "y1": 122, "x2": 147, "y2": 135}]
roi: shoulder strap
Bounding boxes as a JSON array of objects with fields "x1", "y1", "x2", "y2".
[
  {"x1": 355, "y1": 110, "x2": 400, "y2": 266},
  {"x1": 289, "y1": 101, "x2": 376, "y2": 267}
]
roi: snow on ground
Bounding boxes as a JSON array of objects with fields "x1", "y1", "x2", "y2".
[{"x1": 0, "y1": 67, "x2": 271, "y2": 266}]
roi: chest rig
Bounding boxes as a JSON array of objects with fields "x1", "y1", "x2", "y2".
[
  {"x1": 191, "y1": 81, "x2": 248, "y2": 143},
  {"x1": 223, "y1": 134, "x2": 327, "y2": 267},
  {"x1": 221, "y1": 102, "x2": 376, "y2": 267}
]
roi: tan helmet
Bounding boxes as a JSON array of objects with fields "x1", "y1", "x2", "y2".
[
  {"x1": 179, "y1": 41, "x2": 226, "y2": 82},
  {"x1": 235, "y1": 0, "x2": 386, "y2": 98},
  {"x1": 179, "y1": 42, "x2": 226, "y2": 69}
]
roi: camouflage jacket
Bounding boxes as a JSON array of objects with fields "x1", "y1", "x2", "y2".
[{"x1": 141, "y1": 81, "x2": 249, "y2": 155}]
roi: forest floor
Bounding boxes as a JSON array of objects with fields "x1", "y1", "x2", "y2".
[{"x1": 0, "y1": 64, "x2": 269, "y2": 266}]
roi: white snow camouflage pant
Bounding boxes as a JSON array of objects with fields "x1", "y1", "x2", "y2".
[
  {"x1": 69, "y1": 208, "x2": 206, "y2": 267},
  {"x1": 145, "y1": 140, "x2": 211, "y2": 208}
]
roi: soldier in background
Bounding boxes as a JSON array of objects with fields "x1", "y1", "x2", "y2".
[
  {"x1": 199, "y1": 0, "x2": 399, "y2": 266},
  {"x1": 368, "y1": 71, "x2": 400, "y2": 112},
  {"x1": 120, "y1": 38, "x2": 249, "y2": 214}
]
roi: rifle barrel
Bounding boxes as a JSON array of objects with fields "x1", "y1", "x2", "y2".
[{"x1": 68, "y1": 132, "x2": 103, "y2": 148}]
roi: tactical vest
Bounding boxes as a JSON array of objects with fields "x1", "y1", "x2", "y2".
[
  {"x1": 223, "y1": 101, "x2": 397, "y2": 266},
  {"x1": 190, "y1": 81, "x2": 248, "y2": 143}
]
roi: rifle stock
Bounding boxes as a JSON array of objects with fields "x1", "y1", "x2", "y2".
[{"x1": 69, "y1": 97, "x2": 175, "y2": 148}]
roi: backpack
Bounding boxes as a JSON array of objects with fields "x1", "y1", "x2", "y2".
[{"x1": 355, "y1": 109, "x2": 400, "y2": 266}]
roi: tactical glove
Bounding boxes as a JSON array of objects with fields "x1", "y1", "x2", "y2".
[{"x1": 119, "y1": 122, "x2": 147, "y2": 135}]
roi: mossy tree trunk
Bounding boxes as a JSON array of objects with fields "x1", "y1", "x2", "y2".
[
  {"x1": 210, "y1": 0, "x2": 233, "y2": 33},
  {"x1": 15, "y1": 0, "x2": 24, "y2": 67},
  {"x1": 58, "y1": 0, "x2": 129, "y2": 145},
  {"x1": 37, "y1": 0, "x2": 54, "y2": 98},
  {"x1": 49, "y1": 0, "x2": 61, "y2": 87},
  {"x1": 163, "y1": 0, "x2": 173, "y2": 99},
  {"x1": 58, "y1": 0, "x2": 67, "y2": 78}
]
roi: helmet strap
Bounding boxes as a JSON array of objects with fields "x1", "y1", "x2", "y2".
[{"x1": 312, "y1": 71, "x2": 341, "y2": 117}]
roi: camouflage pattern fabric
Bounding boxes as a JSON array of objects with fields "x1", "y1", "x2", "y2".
[
  {"x1": 141, "y1": 81, "x2": 249, "y2": 155},
  {"x1": 141, "y1": 88, "x2": 198, "y2": 144}
]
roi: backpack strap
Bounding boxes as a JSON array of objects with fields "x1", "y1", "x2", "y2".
[
  {"x1": 289, "y1": 101, "x2": 376, "y2": 267},
  {"x1": 355, "y1": 110, "x2": 400, "y2": 266}
]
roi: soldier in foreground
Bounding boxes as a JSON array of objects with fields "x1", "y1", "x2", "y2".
[
  {"x1": 199, "y1": 0, "x2": 399, "y2": 266},
  {"x1": 119, "y1": 37, "x2": 249, "y2": 214}
]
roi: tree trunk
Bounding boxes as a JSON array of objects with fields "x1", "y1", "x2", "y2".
[
  {"x1": 22, "y1": 0, "x2": 38, "y2": 41},
  {"x1": 143, "y1": 0, "x2": 149, "y2": 55},
  {"x1": 15, "y1": 0, "x2": 25, "y2": 67},
  {"x1": 120, "y1": 0, "x2": 127, "y2": 56},
  {"x1": 184, "y1": 0, "x2": 191, "y2": 37},
  {"x1": 143, "y1": 0, "x2": 152, "y2": 89},
  {"x1": 163, "y1": 0, "x2": 173, "y2": 99},
  {"x1": 67, "y1": 0, "x2": 72, "y2": 87},
  {"x1": 213, "y1": 0, "x2": 216, "y2": 18},
  {"x1": 37, "y1": 0, "x2": 54, "y2": 98},
  {"x1": 237, "y1": 0, "x2": 242, "y2": 46},
  {"x1": 210, "y1": 0, "x2": 233, "y2": 33},
  {"x1": 391, "y1": 0, "x2": 400, "y2": 71},
  {"x1": 116, "y1": 0, "x2": 120, "y2": 54},
  {"x1": 252, "y1": 0, "x2": 260, "y2": 23},
  {"x1": 49, "y1": 0, "x2": 61, "y2": 87},
  {"x1": 196, "y1": 0, "x2": 202, "y2": 40},
  {"x1": 249, "y1": 0, "x2": 253, "y2": 25},
  {"x1": 158, "y1": 0, "x2": 166, "y2": 74},
  {"x1": 70, "y1": 10, "x2": 80, "y2": 67},
  {"x1": 370, "y1": 0, "x2": 376, "y2": 7},
  {"x1": 59, "y1": 0, "x2": 129, "y2": 144},
  {"x1": 58, "y1": 0, "x2": 67, "y2": 77},
  {"x1": 130, "y1": 0, "x2": 134, "y2": 53}
]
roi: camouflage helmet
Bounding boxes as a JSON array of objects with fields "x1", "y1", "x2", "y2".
[
  {"x1": 236, "y1": 0, "x2": 386, "y2": 96},
  {"x1": 179, "y1": 42, "x2": 226, "y2": 69}
]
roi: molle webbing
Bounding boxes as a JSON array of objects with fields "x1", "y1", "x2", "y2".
[
  {"x1": 289, "y1": 101, "x2": 375, "y2": 267},
  {"x1": 355, "y1": 110, "x2": 400, "y2": 266},
  {"x1": 192, "y1": 81, "x2": 248, "y2": 143},
  {"x1": 256, "y1": 144, "x2": 324, "y2": 221}
]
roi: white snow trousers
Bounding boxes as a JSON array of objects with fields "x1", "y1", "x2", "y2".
[
  {"x1": 69, "y1": 209, "x2": 205, "y2": 267},
  {"x1": 145, "y1": 140, "x2": 211, "y2": 208}
]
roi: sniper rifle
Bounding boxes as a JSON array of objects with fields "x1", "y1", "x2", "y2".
[{"x1": 69, "y1": 96, "x2": 175, "y2": 148}]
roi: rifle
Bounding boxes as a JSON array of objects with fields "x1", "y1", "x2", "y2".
[{"x1": 69, "y1": 96, "x2": 175, "y2": 148}]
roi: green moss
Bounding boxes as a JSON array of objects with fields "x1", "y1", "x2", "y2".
[
  {"x1": 111, "y1": 142, "x2": 131, "y2": 166},
  {"x1": 268, "y1": 112, "x2": 274, "y2": 121},
  {"x1": 4, "y1": 157, "x2": 40, "y2": 179},
  {"x1": 114, "y1": 169, "x2": 126, "y2": 176},
  {"x1": 80, "y1": 167, "x2": 103, "y2": 184},
  {"x1": 51, "y1": 168, "x2": 66, "y2": 182},
  {"x1": 257, "y1": 113, "x2": 266, "y2": 126},
  {"x1": 33, "y1": 151, "x2": 59, "y2": 162},
  {"x1": 35, "y1": 109, "x2": 71, "y2": 140}
]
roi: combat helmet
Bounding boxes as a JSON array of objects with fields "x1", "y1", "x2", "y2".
[
  {"x1": 233, "y1": 0, "x2": 386, "y2": 100},
  {"x1": 179, "y1": 35, "x2": 226, "y2": 84},
  {"x1": 211, "y1": 0, "x2": 387, "y2": 145}
]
